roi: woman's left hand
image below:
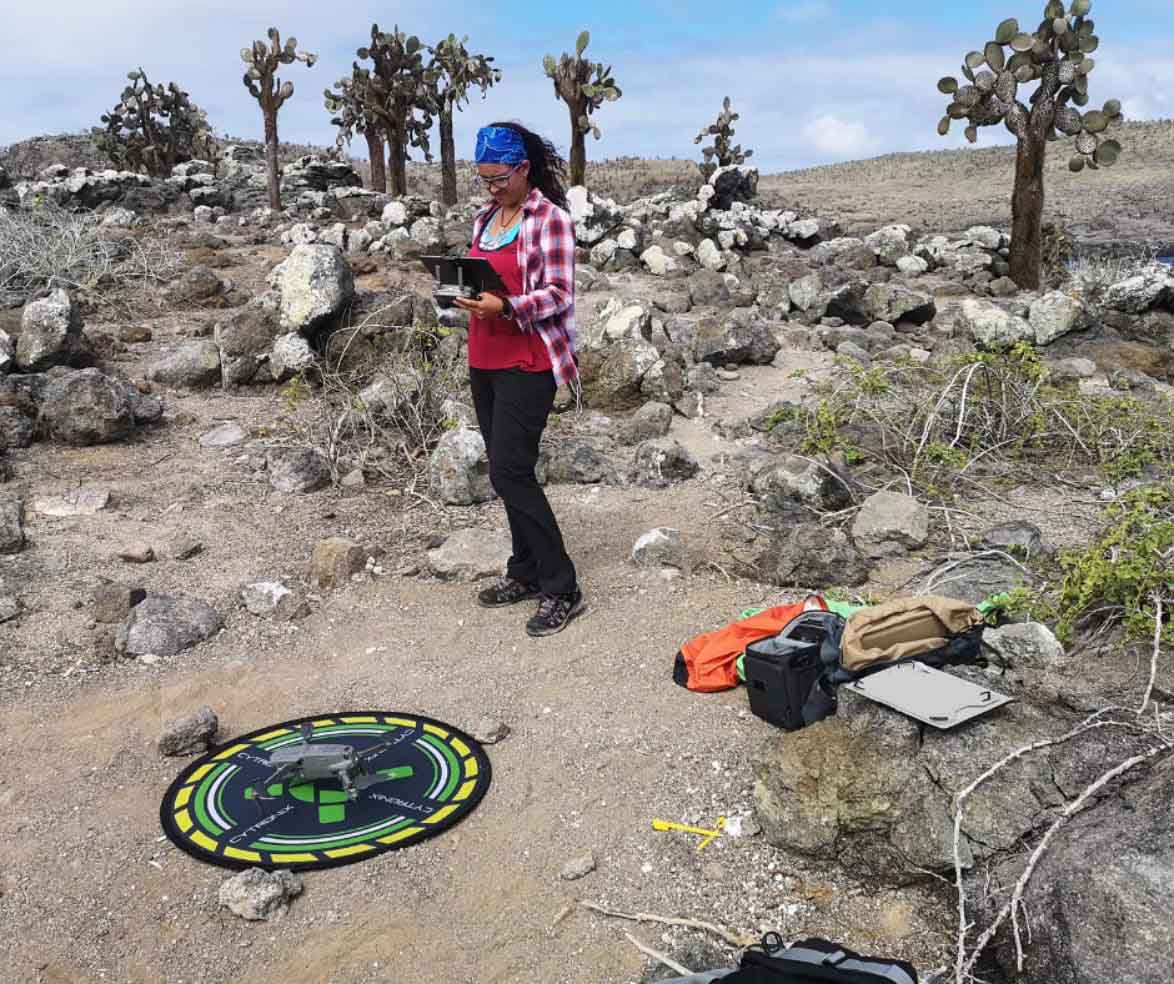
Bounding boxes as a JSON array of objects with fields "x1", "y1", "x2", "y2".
[{"x1": 453, "y1": 292, "x2": 506, "y2": 319}]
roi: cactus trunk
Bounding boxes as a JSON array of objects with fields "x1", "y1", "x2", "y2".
[
  {"x1": 1009, "y1": 132, "x2": 1046, "y2": 290},
  {"x1": 1008, "y1": 77, "x2": 1058, "y2": 291},
  {"x1": 439, "y1": 103, "x2": 457, "y2": 207},
  {"x1": 386, "y1": 117, "x2": 408, "y2": 197},
  {"x1": 568, "y1": 100, "x2": 586, "y2": 187},
  {"x1": 364, "y1": 124, "x2": 387, "y2": 193},
  {"x1": 263, "y1": 103, "x2": 281, "y2": 211}
]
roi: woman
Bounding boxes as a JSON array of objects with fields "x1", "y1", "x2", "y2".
[{"x1": 452, "y1": 122, "x2": 584, "y2": 638}]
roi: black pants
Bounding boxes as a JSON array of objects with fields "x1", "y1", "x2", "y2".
[{"x1": 469, "y1": 367, "x2": 577, "y2": 596}]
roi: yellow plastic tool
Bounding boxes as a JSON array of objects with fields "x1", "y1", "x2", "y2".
[{"x1": 651, "y1": 816, "x2": 726, "y2": 851}]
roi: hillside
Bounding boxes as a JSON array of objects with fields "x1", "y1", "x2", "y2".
[
  {"x1": 760, "y1": 119, "x2": 1174, "y2": 253},
  {"x1": 4, "y1": 119, "x2": 1172, "y2": 252}
]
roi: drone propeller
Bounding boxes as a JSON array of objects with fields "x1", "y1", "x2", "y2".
[
  {"x1": 356, "y1": 735, "x2": 402, "y2": 765},
  {"x1": 300, "y1": 721, "x2": 313, "y2": 744}
]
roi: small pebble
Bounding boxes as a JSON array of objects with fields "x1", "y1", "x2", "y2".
[
  {"x1": 117, "y1": 543, "x2": 156, "y2": 564},
  {"x1": 560, "y1": 852, "x2": 596, "y2": 881}
]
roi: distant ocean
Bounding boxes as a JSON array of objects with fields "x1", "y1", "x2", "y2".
[{"x1": 1160, "y1": 256, "x2": 1174, "y2": 268}]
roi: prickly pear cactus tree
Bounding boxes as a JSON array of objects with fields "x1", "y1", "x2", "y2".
[
  {"x1": 325, "y1": 67, "x2": 387, "y2": 193},
  {"x1": 429, "y1": 35, "x2": 501, "y2": 206},
  {"x1": 354, "y1": 24, "x2": 435, "y2": 199},
  {"x1": 694, "y1": 96, "x2": 753, "y2": 181},
  {"x1": 93, "y1": 69, "x2": 217, "y2": 177},
  {"x1": 542, "y1": 31, "x2": 622, "y2": 187},
  {"x1": 936, "y1": 0, "x2": 1123, "y2": 290},
  {"x1": 241, "y1": 28, "x2": 317, "y2": 210}
]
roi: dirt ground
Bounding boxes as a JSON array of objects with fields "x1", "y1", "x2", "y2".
[{"x1": 0, "y1": 323, "x2": 1114, "y2": 984}]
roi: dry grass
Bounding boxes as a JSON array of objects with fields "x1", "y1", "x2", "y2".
[{"x1": 0, "y1": 203, "x2": 182, "y2": 310}]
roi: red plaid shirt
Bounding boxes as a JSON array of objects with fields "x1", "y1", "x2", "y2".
[{"x1": 472, "y1": 187, "x2": 579, "y2": 391}]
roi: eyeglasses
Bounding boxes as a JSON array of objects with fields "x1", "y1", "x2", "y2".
[{"x1": 475, "y1": 164, "x2": 522, "y2": 189}]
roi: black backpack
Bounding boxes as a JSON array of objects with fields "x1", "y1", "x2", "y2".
[{"x1": 728, "y1": 935, "x2": 919, "y2": 984}]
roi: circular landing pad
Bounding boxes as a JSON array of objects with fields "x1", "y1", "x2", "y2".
[{"x1": 160, "y1": 712, "x2": 491, "y2": 871}]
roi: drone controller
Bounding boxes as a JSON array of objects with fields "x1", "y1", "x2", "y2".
[
  {"x1": 433, "y1": 271, "x2": 479, "y2": 310},
  {"x1": 421, "y1": 255, "x2": 506, "y2": 310}
]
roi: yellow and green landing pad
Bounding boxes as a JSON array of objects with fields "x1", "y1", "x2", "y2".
[{"x1": 159, "y1": 712, "x2": 491, "y2": 871}]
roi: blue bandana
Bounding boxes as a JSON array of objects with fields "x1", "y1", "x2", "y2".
[{"x1": 475, "y1": 126, "x2": 528, "y2": 165}]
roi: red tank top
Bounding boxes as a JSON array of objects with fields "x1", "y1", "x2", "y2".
[{"x1": 466, "y1": 221, "x2": 552, "y2": 373}]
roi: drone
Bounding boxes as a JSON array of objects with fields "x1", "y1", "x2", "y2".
[{"x1": 243, "y1": 722, "x2": 411, "y2": 803}]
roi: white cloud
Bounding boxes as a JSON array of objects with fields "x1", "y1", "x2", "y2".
[
  {"x1": 776, "y1": 1, "x2": 832, "y2": 23},
  {"x1": 1, "y1": 6, "x2": 1170, "y2": 173},
  {"x1": 801, "y1": 114, "x2": 872, "y2": 157}
]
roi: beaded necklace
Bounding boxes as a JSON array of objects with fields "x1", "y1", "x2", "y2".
[{"x1": 479, "y1": 206, "x2": 523, "y2": 251}]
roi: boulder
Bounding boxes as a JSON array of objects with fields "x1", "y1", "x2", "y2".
[
  {"x1": 146, "y1": 341, "x2": 222, "y2": 389},
  {"x1": 750, "y1": 454, "x2": 853, "y2": 521},
  {"x1": 541, "y1": 438, "x2": 616, "y2": 485},
  {"x1": 0, "y1": 328, "x2": 12, "y2": 374},
  {"x1": 199, "y1": 422, "x2": 249, "y2": 449},
  {"x1": 861, "y1": 284, "x2": 935, "y2": 325},
  {"x1": 267, "y1": 448, "x2": 331, "y2": 494},
  {"x1": 619, "y1": 401, "x2": 673, "y2": 446},
  {"x1": 1104, "y1": 267, "x2": 1174, "y2": 314},
  {"x1": 427, "y1": 529, "x2": 511, "y2": 581},
  {"x1": 708, "y1": 164, "x2": 758, "y2": 210},
  {"x1": 15, "y1": 288, "x2": 92, "y2": 371},
  {"x1": 92, "y1": 583, "x2": 145, "y2": 624},
  {"x1": 693, "y1": 315, "x2": 780, "y2": 367},
  {"x1": 925, "y1": 553, "x2": 1033, "y2": 606},
  {"x1": 639, "y1": 244, "x2": 678, "y2": 276},
  {"x1": 997, "y1": 755, "x2": 1174, "y2": 984},
  {"x1": 0, "y1": 494, "x2": 24, "y2": 554},
  {"x1": 310, "y1": 537, "x2": 367, "y2": 589},
  {"x1": 980, "y1": 520, "x2": 1046, "y2": 559},
  {"x1": 753, "y1": 689, "x2": 1124, "y2": 883},
  {"x1": 214, "y1": 291, "x2": 282, "y2": 386},
  {"x1": 1028, "y1": 290, "x2": 1088, "y2": 345},
  {"x1": 266, "y1": 244, "x2": 354, "y2": 334},
  {"x1": 696, "y1": 238, "x2": 726, "y2": 272},
  {"x1": 168, "y1": 265, "x2": 229, "y2": 307},
  {"x1": 240, "y1": 581, "x2": 309, "y2": 620},
  {"x1": 984, "y1": 622, "x2": 1066, "y2": 670},
  {"x1": 39, "y1": 368, "x2": 135, "y2": 446},
  {"x1": 963, "y1": 225, "x2": 1005, "y2": 250},
  {"x1": 788, "y1": 273, "x2": 824, "y2": 312},
  {"x1": 158, "y1": 706, "x2": 218, "y2": 756},
  {"x1": 280, "y1": 154, "x2": 361, "y2": 195},
  {"x1": 0, "y1": 406, "x2": 34, "y2": 449},
  {"x1": 631, "y1": 527, "x2": 686, "y2": 570},
  {"x1": 218, "y1": 868, "x2": 303, "y2": 922},
  {"x1": 115, "y1": 595, "x2": 222, "y2": 657},
  {"x1": 269, "y1": 333, "x2": 317, "y2": 382},
  {"x1": 631, "y1": 438, "x2": 699, "y2": 488},
  {"x1": 582, "y1": 335, "x2": 661, "y2": 410},
  {"x1": 754, "y1": 523, "x2": 870, "y2": 588},
  {"x1": 429, "y1": 427, "x2": 493, "y2": 505},
  {"x1": 851, "y1": 491, "x2": 930, "y2": 555},
  {"x1": 585, "y1": 298, "x2": 652, "y2": 349},
  {"x1": 958, "y1": 298, "x2": 1033, "y2": 347},
  {"x1": 864, "y1": 224, "x2": 912, "y2": 265}
]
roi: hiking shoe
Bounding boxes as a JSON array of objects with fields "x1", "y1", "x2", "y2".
[
  {"x1": 478, "y1": 576, "x2": 541, "y2": 608},
  {"x1": 526, "y1": 589, "x2": 585, "y2": 637}
]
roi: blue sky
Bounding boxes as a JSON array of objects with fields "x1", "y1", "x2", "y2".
[{"x1": 2, "y1": 0, "x2": 1171, "y2": 174}]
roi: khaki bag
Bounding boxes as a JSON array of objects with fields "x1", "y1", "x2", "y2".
[{"x1": 840, "y1": 595, "x2": 985, "y2": 672}]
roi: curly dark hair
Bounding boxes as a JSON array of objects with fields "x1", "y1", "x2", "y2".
[{"x1": 487, "y1": 120, "x2": 569, "y2": 210}]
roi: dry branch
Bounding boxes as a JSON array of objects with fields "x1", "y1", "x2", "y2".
[{"x1": 579, "y1": 900, "x2": 755, "y2": 948}]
